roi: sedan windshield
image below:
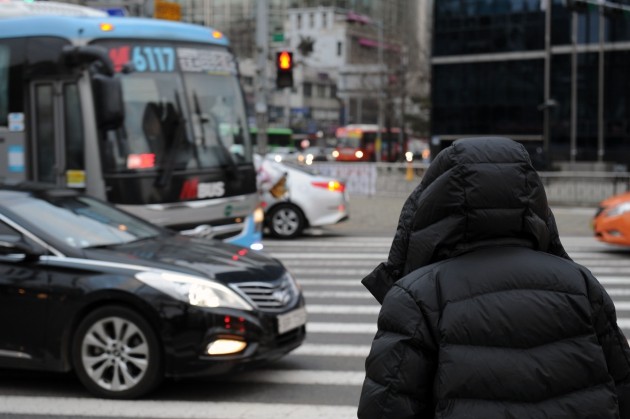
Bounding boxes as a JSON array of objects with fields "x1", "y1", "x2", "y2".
[{"x1": 4, "y1": 195, "x2": 161, "y2": 249}]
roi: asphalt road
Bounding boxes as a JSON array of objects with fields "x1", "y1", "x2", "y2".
[{"x1": 317, "y1": 194, "x2": 597, "y2": 239}]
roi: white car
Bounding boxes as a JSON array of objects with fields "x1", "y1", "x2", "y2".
[{"x1": 255, "y1": 155, "x2": 349, "y2": 238}]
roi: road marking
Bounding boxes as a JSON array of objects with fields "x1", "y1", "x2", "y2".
[
  {"x1": 598, "y1": 277, "x2": 630, "y2": 284},
  {"x1": 304, "y1": 290, "x2": 373, "y2": 298},
  {"x1": 0, "y1": 396, "x2": 358, "y2": 419},
  {"x1": 271, "y1": 253, "x2": 387, "y2": 259},
  {"x1": 298, "y1": 279, "x2": 363, "y2": 286},
  {"x1": 297, "y1": 276, "x2": 630, "y2": 288},
  {"x1": 307, "y1": 322, "x2": 377, "y2": 334},
  {"x1": 613, "y1": 302, "x2": 630, "y2": 311},
  {"x1": 607, "y1": 288, "x2": 630, "y2": 296},
  {"x1": 228, "y1": 369, "x2": 364, "y2": 386},
  {"x1": 292, "y1": 343, "x2": 371, "y2": 357},
  {"x1": 307, "y1": 304, "x2": 379, "y2": 314},
  {"x1": 616, "y1": 319, "x2": 630, "y2": 329},
  {"x1": 290, "y1": 268, "x2": 371, "y2": 276}
]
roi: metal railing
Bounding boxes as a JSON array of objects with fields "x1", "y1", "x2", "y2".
[{"x1": 310, "y1": 162, "x2": 630, "y2": 206}]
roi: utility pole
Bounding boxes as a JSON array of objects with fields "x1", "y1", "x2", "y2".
[
  {"x1": 376, "y1": 20, "x2": 384, "y2": 163},
  {"x1": 255, "y1": 0, "x2": 269, "y2": 155},
  {"x1": 543, "y1": 0, "x2": 552, "y2": 168},
  {"x1": 570, "y1": 9, "x2": 578, "y2": 164},
  {"x1": 598, "y1": 2, "x2": 605, "y2": 163},
  {"x1": 398, "y1": 44, "x2": 408, "y2": 161}
]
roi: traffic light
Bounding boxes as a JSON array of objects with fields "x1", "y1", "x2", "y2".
[{"x1": 275, "y1": 50, "x2": 294, "y2": 89}]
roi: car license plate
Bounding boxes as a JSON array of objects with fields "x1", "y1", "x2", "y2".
[{"x1": 277, "y1": 306, "x2": 307, "y2": 335}]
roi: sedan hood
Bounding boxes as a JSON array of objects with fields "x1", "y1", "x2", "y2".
[{"x1": 82, "y1": 234, "x2": 285, "y2": 284}]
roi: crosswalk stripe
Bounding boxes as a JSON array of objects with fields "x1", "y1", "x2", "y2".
[
  {"x1": 607, "y1": 289, "x2": 630, "y2": 296},
  {"x1": 284, "y1": 260, "x2": 382, "y2": 267},
  {"x1": 291, "y1": 268, "x2": 371, "y2": 276},
  {"x1": 229, "y1": 369, "x2": 364, "y2": 386},
  {"x1": 272, "y1": 253, "x2": 387, "y2": 259},
  {"x1": 292, "y1": 343, "x2": 371, "y2": 357},
  {"x1": 617, "y1": 319, "x2": 630, "y2": 329},
  {"x1": 307, "y1": 319, "x2": 630, "y2": 335},
  {"x1": 298, "y1": 277, "x2": 630, "y2": 288},
  {"x1": 307, "y1": 304, "x2": 379, "y2": 314},
  {"x1": 307, "y1": 322, "x2": 376, "y2": 334},
  {"x1": 298, "y1": 279, "x2": 363, "y2": 286},
  {"x1": 0, "y1": 396, "x2": 358, "y2": 419},
  {"x1": 598, "y1": 277, "x2": 630, "y2": 285},
  {"x1": 305, "y1": 290, "x2": 373, "y2": 298}
]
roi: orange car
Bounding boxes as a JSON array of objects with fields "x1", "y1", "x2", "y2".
[{"x1": 593, "y1": 191, "x2": 630, "y2": 246}]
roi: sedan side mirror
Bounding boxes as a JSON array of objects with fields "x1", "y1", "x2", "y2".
[{"x1": 0, "y1": 234, "x2": 42, "y2": 261}]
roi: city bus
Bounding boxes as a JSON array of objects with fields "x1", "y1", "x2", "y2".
[
  {"x1": 0, "y1": 3, "x2": 263, "y2": 249},
  {"x1": 333, "y1": 124, "x2": 406, "y2": 162},
  {"x1": 250, "y1": 127, "x2": 294, "y2": 150}
]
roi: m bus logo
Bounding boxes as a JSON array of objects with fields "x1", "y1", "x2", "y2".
[{"x1": 180, "y1": 178, "x2": 225, "y2": 200}]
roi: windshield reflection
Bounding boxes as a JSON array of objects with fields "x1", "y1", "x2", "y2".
[
  {"x1": 6, "y1": 196, "x2": 161, "y2": 249},
  {"x1": 185, "y1": 73, "x2": 250, "y2": 166},
  {"x1": 101, "y1": 58, "x2": 252, "y2": 173}
]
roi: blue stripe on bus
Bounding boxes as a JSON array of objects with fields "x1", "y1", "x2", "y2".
[{"x1": 0, "y1": 16, "x2": 230, "y2": 46}]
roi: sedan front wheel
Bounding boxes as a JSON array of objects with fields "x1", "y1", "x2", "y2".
[{"x1": 72, "y1": 305, "x2": 163, "y2": 399}]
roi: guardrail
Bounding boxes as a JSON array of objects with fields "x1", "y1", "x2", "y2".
[{"x1": 310, "y1": 162, "x2": 630, "y2": 206}]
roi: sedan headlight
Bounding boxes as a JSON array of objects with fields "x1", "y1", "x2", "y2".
[
  {"x1": 135, "y1": 271, "x2": 253, "y2": 311},
  {"x1": 607, "y1": 202, "x2": 630, "y2": 217}
]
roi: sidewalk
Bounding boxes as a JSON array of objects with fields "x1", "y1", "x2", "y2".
[{"x1": 326, "y1": 195, "x2": 596, "y2": 238}]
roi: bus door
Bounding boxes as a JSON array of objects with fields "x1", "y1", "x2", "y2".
[{"x1": 29, "y1": 80, "x2": 85, "y2": 188}]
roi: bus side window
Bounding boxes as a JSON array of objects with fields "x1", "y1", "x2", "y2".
[
  {"x1": 63, "y1": 83, "x2": 84, "y2": 171},
  {"x1": 34, "y1": 84, "x2": 55, "y2": 183}
]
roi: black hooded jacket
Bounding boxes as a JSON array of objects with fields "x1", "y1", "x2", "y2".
[{"x1": 358, "y1": 137, "x2": 630, "y2": 418}]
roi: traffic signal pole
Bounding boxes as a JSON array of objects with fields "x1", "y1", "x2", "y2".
[{"x1": 255, "y1": 0, "x2": 269, "y2": 155}]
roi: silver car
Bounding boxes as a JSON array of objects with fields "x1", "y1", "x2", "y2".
[{"x1": 256, "y1": 156, "x2": 350, "y2": 239}]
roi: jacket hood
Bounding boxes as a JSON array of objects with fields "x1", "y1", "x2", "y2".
[{"x1": 363, "y1": 137, "x2": 570, "y2": 303}]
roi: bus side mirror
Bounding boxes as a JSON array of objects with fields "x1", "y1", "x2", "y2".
[{"x1": 92, "y1": 74, "x2": 125, "y2": 131}]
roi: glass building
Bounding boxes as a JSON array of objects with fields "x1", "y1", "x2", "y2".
[{"x1": 431, "y1": 0, "x2": 630, "y2": 169}]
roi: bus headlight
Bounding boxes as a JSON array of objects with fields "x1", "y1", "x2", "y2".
[
  {"x1": 135, "y1": 271, "x2": 253, "y2": 310},
  {"x1": 355, "y1": 150, "x2": 364, "y2": 159}
]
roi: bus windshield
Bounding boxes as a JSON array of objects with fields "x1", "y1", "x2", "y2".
[
  {"x1": 336, "y1": 136, "x2": 361, "y2": 148},
  {"x1": 96, "y1": 41, "x2": 252, "y2": 173}
]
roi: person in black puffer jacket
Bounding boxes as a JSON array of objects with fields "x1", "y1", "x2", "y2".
[{"x1": 358, "y1": 137, "x2": 630, "y2": 418}]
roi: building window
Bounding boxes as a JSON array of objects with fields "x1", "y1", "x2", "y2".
[
  {"x1": 337, "y1": 41, "x2": 342, "y2": 56},
  {"x1": 317, "y1": 84, "x2": 326, "y2": 97},
  {"x1": 309, "y1": 13, "x2": 314, "y2": 28},
  {"x1": 297, "y1": 14, "x2": 302, "y2": 29},
  {"x1": 322, "y1": 12, "x2": 328, "y2": 28},
  {"x1": 331, "y1": 84, "x2": 337, "y2": 98},
  {"x1": 304, "y1": 82, "x2": 312, "y2": 97}
]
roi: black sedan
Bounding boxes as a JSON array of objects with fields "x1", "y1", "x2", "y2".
[{"x1": 0, "y1": 184, "x2": 306, "y2": 399}]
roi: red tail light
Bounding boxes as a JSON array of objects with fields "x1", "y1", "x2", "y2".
[{"x1": 311, "y1": 180, "x2": 345, "y2": 192}]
